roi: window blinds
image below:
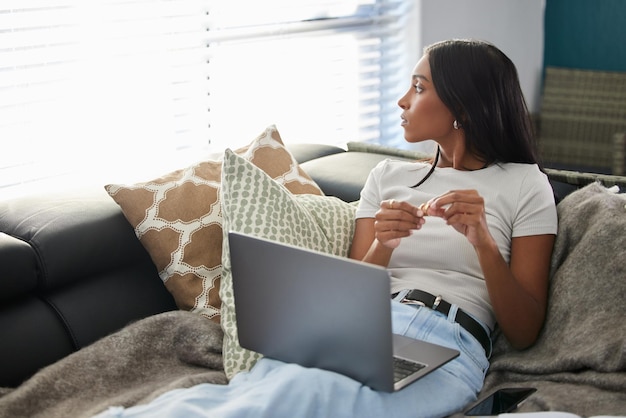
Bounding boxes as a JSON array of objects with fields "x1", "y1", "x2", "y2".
[
  {"x1": 1, "y1": 0, "x2": 211, "y2": 192},
  {"x1": 0, "y1": 0, "x2": 412, "y2": 195},
  {"x1": 205, "y1": 0, "x2": 412, "y2": 148}
]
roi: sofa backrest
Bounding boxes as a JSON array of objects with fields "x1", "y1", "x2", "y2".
[{"x1": 0, "y1": 190, "x2": 177, "y2": 387}]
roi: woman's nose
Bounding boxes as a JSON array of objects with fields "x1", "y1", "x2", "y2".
[{"x1": 398, "y1": 95, "x2": 407, "y2": 109}]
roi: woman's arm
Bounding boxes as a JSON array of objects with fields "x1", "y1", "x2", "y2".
[
  {"x1": 477, "y1": 234, "x2": 554, "y2": 349},
  {"x1": 428, "y1": 190, "x2": 555, "y2": 349},
  {"x1": 349, "y1": 218, "x2": 393, "y2": 266}
]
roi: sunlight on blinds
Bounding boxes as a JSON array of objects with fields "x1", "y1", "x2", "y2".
[
  {"x1": 206, "y1": 33, "x2": 363, "y2": 150},
  {"x1": 1, "y1": 0, "x2": 210, "y2": 194},
  {"x1": 0, "y1": 0, "x2": 413, "y2": 198},
  {"x1": 204, "y1": 0, "x2": 410, "y2": 149}
]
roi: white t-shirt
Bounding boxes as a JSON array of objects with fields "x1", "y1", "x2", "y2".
[{"x1": 355, "y1": 159, "x2": 558, "y2": 329}]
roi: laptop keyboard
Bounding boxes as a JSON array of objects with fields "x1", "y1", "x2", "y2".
[{"x1": 393, "y1": 357, "x2": 426, "y2": 382}]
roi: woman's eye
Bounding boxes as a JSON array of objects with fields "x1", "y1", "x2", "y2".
[{"x1": 414, "y1": 84, "x2": 424, "y2": 93}]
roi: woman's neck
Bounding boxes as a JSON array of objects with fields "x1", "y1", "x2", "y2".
[{"x1": 437, "y1": 143, "x2": 487, "y2": 171}]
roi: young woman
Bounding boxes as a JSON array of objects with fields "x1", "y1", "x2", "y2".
[
  {"x1": 352, "y1": 38, "x2": 558, "y2": 349},
  {"x1": 96, "y1": 39, "x2": 557, "y2": 418}
]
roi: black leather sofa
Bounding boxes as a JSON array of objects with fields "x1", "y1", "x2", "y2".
[{"x1": 1, "y1": 142, "x2": 625, "y2": 389}]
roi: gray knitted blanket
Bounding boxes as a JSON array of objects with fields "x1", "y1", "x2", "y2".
[
  {"x1": 0, "y1": 310, "x2": 227, "y2": 418},
  {"x1": 474, "y1": 183, "x2": 626, "y2": 416}
]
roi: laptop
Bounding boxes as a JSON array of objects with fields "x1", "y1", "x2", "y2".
[{"x1": 228, "y1": 231, "x2": 460, "y2": 392}]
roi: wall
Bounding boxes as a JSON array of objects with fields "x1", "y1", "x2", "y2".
[
  {"x1": 544, "y1": 0, "x2": 626, "y2": 72},
  {"x1": 415, "y1": 0, "x2": 545, "y2": 112}
]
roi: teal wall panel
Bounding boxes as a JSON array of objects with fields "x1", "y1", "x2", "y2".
[{"x1": 544, "y1": 0, "x2": 626, "y2": 71}]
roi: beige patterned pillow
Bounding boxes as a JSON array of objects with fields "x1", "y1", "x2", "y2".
[
  {"x1": 105, "y1": 125, "x2": 323, "y2": 322},
  {"x1": 220, "y1": 149, "x2": 357, "y2": 379}
]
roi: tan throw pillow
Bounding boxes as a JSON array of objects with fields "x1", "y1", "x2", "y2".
[
  {"x1": 105, "y1": 125, "x2": 323, "y2": 322},
  {"x1": 220, "y1": 149, "x2": 357, "y2": 379}
]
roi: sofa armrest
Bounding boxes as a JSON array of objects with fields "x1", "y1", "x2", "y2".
[
  {"x1": 0, "y1": 190, "x2": 177, "y2": 387},
  {"x1": 287, "y1": 143, "x2": 346, "y2": 164}
]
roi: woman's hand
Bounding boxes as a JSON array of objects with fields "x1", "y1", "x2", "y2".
[
  {"x1": 423, "y1": 190, "x2": 494, "y2": 248},
  {"x1": 349, "y1": 199, "x2": 425, "y2": 266},
  {"x1": 374, "y1": 199, "x2": 425, "y2": 248}
]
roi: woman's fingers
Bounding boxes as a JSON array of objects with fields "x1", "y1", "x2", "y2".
[
  {"x1": 376, "y1": 199, "x2": 424, "y2": 248},
  {"x1": 427, "y1": 191, "x2": 483, "y2": 218}
]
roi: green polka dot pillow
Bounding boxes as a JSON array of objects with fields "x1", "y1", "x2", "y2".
[{"x1": 220, "y1": 149, "x2": 357, "y2": 379}]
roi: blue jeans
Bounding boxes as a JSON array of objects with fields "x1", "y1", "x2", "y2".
[{"x1": 95, "y1": 301, "x2": 489, "y2": 418}]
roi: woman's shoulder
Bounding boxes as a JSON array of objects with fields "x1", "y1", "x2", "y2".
[
  {"x1": 494, "y1": 163, "x2": 555, "y2": 202},
  {"x1": 368, "y1": 158, "x2": 432, "y2": 186},
  {"x1": 372, "y1": 158, "x2": 431, "y2": 174},
  {"x1": 494, "y1": 162, "x2": 547, "y2": 182}
]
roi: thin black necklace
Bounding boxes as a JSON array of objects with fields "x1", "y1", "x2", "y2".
[
  {"x1": 411, "y1": 146, "x2": 440, "y2": 189},
  {"x1": 411, "y1": 147, "x2": 491, "y2": 189}
]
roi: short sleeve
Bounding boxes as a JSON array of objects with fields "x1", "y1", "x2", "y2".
[{"x1": 513, "y1": 167, "x2": 558, "y2": 237}]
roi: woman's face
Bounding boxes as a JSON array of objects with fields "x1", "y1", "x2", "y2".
[{"x1": 397, "y1": 55, "x2": 456, "y2": 143}]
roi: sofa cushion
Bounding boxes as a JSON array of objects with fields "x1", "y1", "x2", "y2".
[
  {"x1": 105, "y1": 125, "x2": 323, "y2": 322},
  {"x1": 220, "y1": 149, "x2": 357, "y2": 379},
  {"x1": 0, "y1": 297, "x2": 75, "y2": 387},
  {"x1": 0, "y1": 233, "x2": 38, "y2": 301},
  {"x1": 0, "y1": 190, "x2": 179, "y2": 387}
]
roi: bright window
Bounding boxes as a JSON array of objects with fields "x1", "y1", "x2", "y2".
[{"x1": 1, "y1": 0, "x2": 415, "y2": 198}]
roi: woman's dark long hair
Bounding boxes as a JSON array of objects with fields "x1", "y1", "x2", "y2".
[{"x1": 425, "y1": 39, "x2": 539, "y2": 166}]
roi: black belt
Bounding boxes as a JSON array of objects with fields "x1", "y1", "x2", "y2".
[{"x1": 394, "y1": 289, "x2": 491, "y2": 356}]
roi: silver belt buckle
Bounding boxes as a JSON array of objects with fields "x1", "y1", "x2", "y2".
[
  {"x1": 400, "y1": 297, "x2": 426, "y2": 307},
  {"x1": 432, "y1": 295, "x2": 442, "y2": 309},
  {"x1": 401, "y1": 294, "x2": 443, "y2": 310}
]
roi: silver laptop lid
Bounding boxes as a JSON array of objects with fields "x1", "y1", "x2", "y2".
[{"x1": 229, "y1": 231, "x2": 395, "y2": 391}]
